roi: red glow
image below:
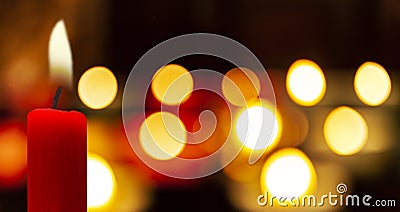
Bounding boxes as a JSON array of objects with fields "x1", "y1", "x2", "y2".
[{"x1": 0, "y1": 122, "x2": 27, "y2": 188}]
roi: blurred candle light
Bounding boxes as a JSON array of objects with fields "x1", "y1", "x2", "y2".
[
  {"x1": 354, "y1": 61, "x2": 391, "y2": 106},
  {"x1": 125, "y1": 113, "x2": 198, "y2": 183},
  {"x1": 139, "y1": 112, "x2": 186, "y2": 160},
  {"x1": 151, "y1": 64, "x2": 193, "y2": 105},
  {"x1": 87, "y1": 154, "x2": 116, "y2": 209},
  {"x1": 234, "y1": 100, "x2": 281, "y2": 153},
  {"x1": 78, "y1": 66, "x2": 118, "y2": 110},
  {"x1": 0, "y1": 123, "x2": 27, "y2": 188},
  {"x1": 323, "y1": 106, "x2": 368, "y2": 155},
  {"x1": 222, "y1": 68, "x2": 261, "y2": 107},
  {"x1": 3, "y1": 54, "x2": 50, "y2": 110},
  {"x1": 260, "y1": 148, "x2": 316, "y2": 199},
  {"x1": 286, "y1": 59, "x2": 326, "y2": 106}
]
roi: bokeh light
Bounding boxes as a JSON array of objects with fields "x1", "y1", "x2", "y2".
[
  {"x1": 0, "y1": 124, "x2": 26, "y2": 187},
  {"x1": 78, "y1": 66, "x2": 118, "y2": 110},
  {"x1": 354, "y1": 61, "x2": 391, "y2": 106},
  {"x1": 139, "y1": 112, "x2": 186, "y2": 160},
  {"x1": 3, "y1": 54, "x2": 51, "y2": 111},
  {"x1": 222, "y1": 67, "x2": 261, "y2": 107},
  {"x1": 260, "y1": 148, "x2": 316, "y2": 199},
  {"x1": 286, "y1": 59, "x2": 326, "y2": 106},
  {"x1": 151, "y1": 64, "x2": 193, "y2": 105},
  {"x1": 87, "y1": 154, "x2": 116, "y2": 208},
  {"x1": 235, "y1": 101, "x2": 281, "y2": 152},
  {"x1": 323, "y1": 106, "x2": 368, "y2": 155}
]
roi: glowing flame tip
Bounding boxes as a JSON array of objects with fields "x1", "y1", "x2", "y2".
[{"x1": 49, "y1": 19, "x2": 73, "y2": 88}]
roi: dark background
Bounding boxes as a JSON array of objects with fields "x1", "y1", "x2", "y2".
[{"x1": 108, "y1": 0, "x2": 400, "y2": 72}]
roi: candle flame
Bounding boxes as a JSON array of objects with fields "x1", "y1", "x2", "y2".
[{"x1": 49, "y1": 20, "x2": 73, "y2": 88}]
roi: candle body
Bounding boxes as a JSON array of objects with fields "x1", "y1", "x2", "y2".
[{"x1": 28, "y1": 109, "x2": 87, "y2": 212}]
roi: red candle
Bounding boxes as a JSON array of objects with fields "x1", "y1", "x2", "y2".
[{"x1": 27, "y1": 88, "x2": 87, "y2": 212}]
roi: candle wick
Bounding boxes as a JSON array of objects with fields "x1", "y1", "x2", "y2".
[{"x1": 52, "y1": 86, "x2": 63, "y2": 109}]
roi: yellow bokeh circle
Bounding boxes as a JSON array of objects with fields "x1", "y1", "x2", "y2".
[
  {"x1": 354, "y1": 61, "x2": 391, "y2": 106},
  {"x1": 139, "y1": 112, "x2": 186, "y2": 160},
  {"x1": 323, "y1": 106, "x2": 368, "y2": 155},
  {"x1": 286, "y1": 59, "x2": 326, "y2": 106},
  {"x1": 78, "y1": 66, "x2": 118, "y2": 110},
  {"x1": 222, "y1": 67, "x2": 261, "y2": 107},
  {"x1": 260, "y1": 148, "x2": 316, "y2": 199},
  {"x1": 151, "y1": 64, "x2": 193, "y2": 105},
  {"x1": 234, "y1": 100, "x2": 282, "y2": 153},
  {"x1": 87, "y1": 154, "x2": 116, "y2": 208}
]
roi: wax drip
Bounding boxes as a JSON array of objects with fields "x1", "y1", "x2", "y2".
[{"x1": 52, "y1": 86, "x2": 63, "y2": 109}]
